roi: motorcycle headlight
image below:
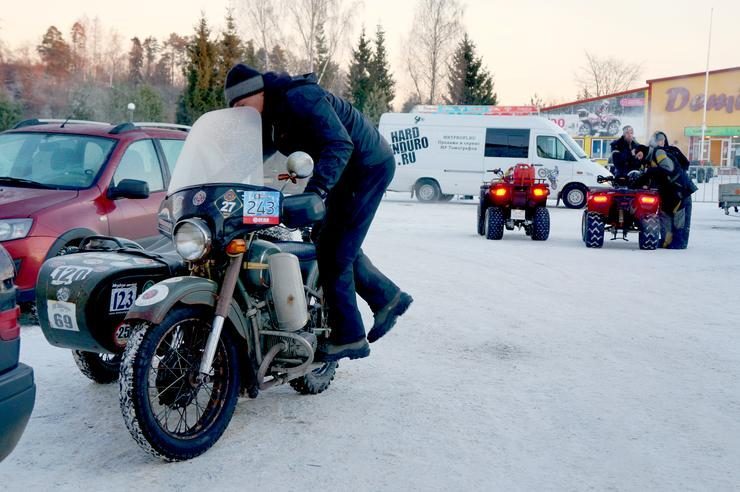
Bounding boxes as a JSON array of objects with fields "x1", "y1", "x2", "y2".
[
  {"x1": 0, "y1": 219, "x2": 33, "y2": 242},
  {"x1": 173, "y1": 219, "x2": 211, "y2": 261}
]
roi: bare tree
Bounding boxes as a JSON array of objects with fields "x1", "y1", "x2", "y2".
[
  {"x1": 235, "y1": 0, "x2": 283, "y2": 70},
  {"x1": 405, "y1": 0, "x2": 463, "y2": 104},
  {"x1": 576, "y1": 51, "x2": 642, "y2": 98},
  {"x1": 285, "y1": 0, "x2": 358, "y2": 74}
]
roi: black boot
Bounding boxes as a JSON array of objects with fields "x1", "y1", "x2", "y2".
[
  {"x1": 316, "y1": 338, "x2": 371, "y2": 362},
  {"x1": 367, "y1": 291, "x2": 413, "y2": 343}
]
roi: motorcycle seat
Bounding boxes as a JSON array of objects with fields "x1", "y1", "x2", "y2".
[{"x1": 275, "y1": 241, "x2": 317, "y2": 262}]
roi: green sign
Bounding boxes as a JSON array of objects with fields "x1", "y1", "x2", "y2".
[{"x1": 684, "y1": 126, "x2": 740, "y2": 137}]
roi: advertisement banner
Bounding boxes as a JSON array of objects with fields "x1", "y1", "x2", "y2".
[
  {"x1": 541, "y1": 90, "x2": 648, "y2": 141},
  {"x1": 412, "y1": 105, "x2": 538, "y2": 116}
]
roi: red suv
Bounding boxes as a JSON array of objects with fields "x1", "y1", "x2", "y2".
[{"x1": 0, "y1": 119, "x2": 188, "y2": 306}]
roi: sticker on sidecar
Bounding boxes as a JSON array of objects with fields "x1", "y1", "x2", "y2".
[
  {"x1": 243, "y1": 191, "x2": 280, "y2": 225},
  {"x1": 47, "y1": 300, "x2": 80, "y2": 331},
  {"x1": 110, "y1": 283, "x2": 137, "y2": 313},
  {"x1": 215, "y1": 189, "x2": 243, "y2": 219},
  {"x1": 134, "y1": 285, "x2": 170, "y2": 307},
  {"x1": 50, "y1": 266, "x2": 93, "y2": 286}
]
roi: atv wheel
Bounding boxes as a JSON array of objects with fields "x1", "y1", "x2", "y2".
[
  {"x1": 583, "y1": 211, "x2": 605, "y2": 248},
  {"x1": 485, "y1": 207, "x2": 505, "y2": 240},
  {"x1": 476, "y1": 204, "x2": 486, "y2": 236},
  {"x1": 73, "y1": 350, "x2": 122, "y2": 384},
  {"x1": 531, "y1": 207, "x2": 550, "y2": 241},
  {"x1": 639, "y1": 214, "x2": 660, "y2": 250}
]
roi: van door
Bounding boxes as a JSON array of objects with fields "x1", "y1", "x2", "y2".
[{"x1": 532, "y1": 133, "x2": 577, "y2": 200}]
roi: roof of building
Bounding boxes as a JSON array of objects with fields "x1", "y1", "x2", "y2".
[
  {"x1": 541, "y1": 87, "x2": 648, "y2": 112},
  {"x1": 645, "y1": 66, "x2": 740, "y2": 84}
]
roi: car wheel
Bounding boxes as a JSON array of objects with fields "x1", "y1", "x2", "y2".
[{"x1": 562, "y1": 185, "x2": 588, "y2": 209}]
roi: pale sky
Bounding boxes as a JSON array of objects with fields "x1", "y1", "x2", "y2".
[{"x1": 1, "y1": 0, "x2": 738, "y2": 106}]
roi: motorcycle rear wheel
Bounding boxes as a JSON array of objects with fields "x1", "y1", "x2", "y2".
[
  {"x1": 119, "y1": 306, "x2": 240, "y2": 461},
  {"x1": 73, "y1": 350, "x2": 121, "y2": 384}
]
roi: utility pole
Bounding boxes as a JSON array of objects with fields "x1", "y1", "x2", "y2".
[{"x1": 699, "y1": 8, "x2": 713, "y2": 165}]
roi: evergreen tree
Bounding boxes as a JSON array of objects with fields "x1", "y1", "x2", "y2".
[
  {"x1": 218, "y1": 8, "x2": 243, "y2": 89},
  {"x1": 142, "y1": 37, "x2": 160, "y2": 82},
  {"x1": 135, "y1": 85, "x2": 165, "y2": 121},
  {"x1": 364, "y1": 87, "x2": 388, "y2": 126},
  {"x1": 0, "y1": 91, "x2": 22, "y2": 131},
  {"x1": 128, "y1": 37, "x2": 144, "y2": 85},
  {"x1": 269, "y1": 45, "x2": 288, "y2": 72},
  {"x1": 445, "y1": 34, "x2": 497, "y2": 105},
  {"x1": 368, "y1": 25, "x2": 394, "y2": 112},
  {"x1": 177, "y1": 15, "x2": 220, "y2": 124},
  {"x1": 37, "y1": 26, "x2": 72, "y2": 78},
  {"x1": 346, "y1": 29, "x2": 373, "y2": 112},
  {"x1": 244, "y1": 40, "x2": 259, "y2": 68},
  {"x1": 314, "y1": 23, "x2": 340, "y2": 93}
]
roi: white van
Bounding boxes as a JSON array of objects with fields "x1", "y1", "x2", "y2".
[{"x1": 378, "y1": 113, "x2": 610, "y2": 208}]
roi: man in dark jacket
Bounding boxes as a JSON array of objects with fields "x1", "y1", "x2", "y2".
[
  {"x1": 610, "y1": 125, "x2": 644, "y2": 177},
  {"x1": 641, "y1": 131, "x2": 697, "y2": 249},
  {"x1": 224, "y1": 63, "x2": 412, "y2": 361}
]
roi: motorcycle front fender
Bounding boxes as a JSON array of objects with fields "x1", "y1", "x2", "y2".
[{"x1": 125, "y1": 276, "x2": 251, "y2": 342}]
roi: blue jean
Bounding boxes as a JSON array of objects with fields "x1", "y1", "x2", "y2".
[{"x1": 316, "y1": 157, "x2": 400, "y2": 344}]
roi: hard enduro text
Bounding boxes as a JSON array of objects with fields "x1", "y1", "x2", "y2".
[{"x1": 390, "y1": 127, "x2": 429, "y2": 165}]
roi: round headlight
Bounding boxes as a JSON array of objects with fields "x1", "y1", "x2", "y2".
[{"x1": 173, "y1": 219, "x2": 211, "y2": 261}]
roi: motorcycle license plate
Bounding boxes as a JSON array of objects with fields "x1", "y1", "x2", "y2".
[
  {"x1": 242, "y1": 191, "x2": 280, "y2": 225},
  {"x1": 511, "y1": 209, "x2": 526, "y2": 220}
]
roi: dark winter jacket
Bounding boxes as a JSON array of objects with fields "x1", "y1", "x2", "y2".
[
  {"x1": 638, "y1": 138, "x2": 695, "y2": 212},
  {"x1": 262, "y1": 72, "x2": 393, "y2": 197},
  {"x1": 610, "y1": 136, "x2": 643, "y2": 177}
]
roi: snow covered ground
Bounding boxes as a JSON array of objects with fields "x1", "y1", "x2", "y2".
[{"x1": 2, "y1": 198, "x2": 739, "y2": 491}]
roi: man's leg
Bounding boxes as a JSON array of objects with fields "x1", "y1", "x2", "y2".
[
  {"x1": 354, "y1": 250, "x2": 399, "y2": 313},
  {"x1": 671, "y1": 198, "x2": 692, "y2": 249},
  {"x1": 316, "y1": 158, "x2": 396, "y2": 359}
]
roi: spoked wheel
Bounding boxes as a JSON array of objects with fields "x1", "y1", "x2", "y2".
[
  {"x1": 73, "y1": 350, "x2": 122, "y2": 384},
  {"x1": 119, "y1": 306, "x2": 240, "y2": 461}
]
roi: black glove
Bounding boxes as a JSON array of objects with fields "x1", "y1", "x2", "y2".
[{"x1": 304, "y1": 182, "x2": 329, "y2": 200}]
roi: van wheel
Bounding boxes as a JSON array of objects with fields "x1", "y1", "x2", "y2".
[
  {"x1": 415, "y1": 180, "x2": 441, "y2": 202},
  {"x1": 562, "y1": 184, "x2": 587, "y2": 209}
]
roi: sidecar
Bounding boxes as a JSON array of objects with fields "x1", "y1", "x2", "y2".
[{"x1": 36, "y1": 236, "x2": 186, "y2": 355}]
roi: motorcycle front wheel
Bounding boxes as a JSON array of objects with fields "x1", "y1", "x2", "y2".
[{"x1": 119, "y1": 306, "x2": 240, "y2": 461}]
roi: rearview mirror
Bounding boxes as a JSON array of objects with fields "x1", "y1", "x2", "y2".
[
  {"x1": 109, "y1": 179, "x2": 150, "y2": 200},
  {"x1": 286, "y1": 151, "x2": 314, "y2": 179}
]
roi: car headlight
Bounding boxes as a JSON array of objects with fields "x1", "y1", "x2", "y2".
[
  {"x1": 173, "y1": 219, "x2": 211, "y2": 261},
  {"x1": 0, "y1": 219, "x2": 33, "y2": 242}
]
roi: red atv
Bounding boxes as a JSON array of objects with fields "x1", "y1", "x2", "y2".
[
  {"x1": 477, "y1": 163, "x2": 550, "y2": 241},
  {"x1": 582, "y1": 174, "x2": 661, "y2": 249}
]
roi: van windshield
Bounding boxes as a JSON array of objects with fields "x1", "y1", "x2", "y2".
[{"x1": 559, "y1": 133, "x2": 588, "y2": 159}]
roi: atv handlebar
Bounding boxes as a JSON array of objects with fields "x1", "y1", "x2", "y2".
[
  {"x1": 597, "y1": 175, "x2": 614, "y2": 184},
  {"x1": 486, "y1": 168, "x2": 504, "y2": 177}
]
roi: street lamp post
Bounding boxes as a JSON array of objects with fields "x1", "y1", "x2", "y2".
[{"x1": 127, "y1": 103, "x2": 136, "y2": 123}]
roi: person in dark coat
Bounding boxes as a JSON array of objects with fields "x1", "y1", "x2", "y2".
[
  {"x1": 610, "y1": 125, "x2": 644, "y2": 177},
  {"x1": 224, "y1": 63, "x2": 413, "y2": 361},
  {"x1": 640, "y1": 131, "x2": 696, "y2": 249}
]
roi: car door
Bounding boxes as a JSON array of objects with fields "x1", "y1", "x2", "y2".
[
  {"x1": 106, "y1": 139, "x2": 168, "y2": 247},
  {"x1": 532, "y1": 134, "x2": 577, "y2": 197}
]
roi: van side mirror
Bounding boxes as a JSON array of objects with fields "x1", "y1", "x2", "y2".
[{"x1": 109, "y1": 179, "x2": 150, "y2": 200}]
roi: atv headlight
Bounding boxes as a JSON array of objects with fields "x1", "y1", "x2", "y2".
[
  {"x1": 173, "y1": 219, "x2": 211, "y2": 261},
  {"x1": 0, "y1": 219, "x2": 33, "y2": 242}
]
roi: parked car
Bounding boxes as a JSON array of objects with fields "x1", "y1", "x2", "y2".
[
  {"x1": 0, "y1": 244, "x2": 35, "y2": 461},
  {"x1": 0, "y1": 119, "x2": 189, "y2": 308}
]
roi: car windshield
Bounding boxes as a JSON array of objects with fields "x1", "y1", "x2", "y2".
[
  {"x1": 168, "y1": 107, "x2": 264, "y2": 194},
  {"x1": 559, "y1": 133, "x2": 588, "y2": 159},
  {"x1": 0, "y1": 132, "x2": 116, "y2": 189}
]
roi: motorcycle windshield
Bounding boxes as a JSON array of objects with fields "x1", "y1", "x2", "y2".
[{"x1": 168, "y1": 107, "x2": 264, "y2": 194}]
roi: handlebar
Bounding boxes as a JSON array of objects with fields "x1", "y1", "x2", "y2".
[
  {"x1": 597, "y1": 175, "x2": 614, "y2": 184},
  {"x1": 486, "y1": 168, "x2": 504, "y2": 176}
]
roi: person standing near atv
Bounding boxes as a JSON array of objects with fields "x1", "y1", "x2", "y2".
[
  {"x1": 224, "y1": 63, "x2": 413, "y2": 361},
  {"x1": 610, "y1": 125, "x2": 644, "y2": 177},
  {"x1": 641, "y1": 131, "x2": 697, "y2": 249}
]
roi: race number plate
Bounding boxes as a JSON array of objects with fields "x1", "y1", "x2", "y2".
[
  {"x1": 511, "y1": 209, "x2": 526, "y2": 220},
  {"x1": 242, "y1": 191, "x2": 280, "y2": 225},
  {"x1": 109, "y1": 283, "x2": 137, "y2": 313},
  {"x1": 47, "y1": 300, "x2": 80, "y2": 331}
]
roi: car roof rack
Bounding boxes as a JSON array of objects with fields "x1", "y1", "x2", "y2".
[
  {"x1": 13, "y1": 118, "x2": 110, "y2": 129},
  {"x1": 108, "y1": 122, "x2": 191, "y2": 135}
]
